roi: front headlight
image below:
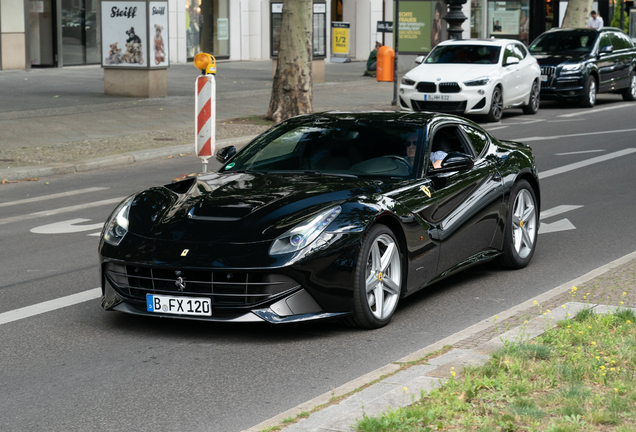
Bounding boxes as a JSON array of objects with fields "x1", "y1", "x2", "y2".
[
  {"x1": 103, "y1": 196, "x2": 134, "y2": 246},
  {"x1": 464, "y1": 76, "x2": 491, "y2": 86},
  {"x1": 562, "y1": 63, "x2": 582, "y2": 72},
  {"x1": 269, "y1": 206, "x2": 342, "y2": 255},
  {"x1": 401, "y1": 76, "x2": 416, "y2": 86}
]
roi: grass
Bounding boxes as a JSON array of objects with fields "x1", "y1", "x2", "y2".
[{"x1": 356, "y1": 307, "x2": 636, "y2": 432}]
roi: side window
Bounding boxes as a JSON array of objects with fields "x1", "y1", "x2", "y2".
[
  {"x1": 459, "y1": 125, "x2": 489, "y2": 157},
  {"x1": 504, "y1": 44, "x2": 517, "y2": 62},
  {"x1": 429, "y1": 125, "x2": 473, "y2": 168},
  {"x1": 514, "y1": 43, "x2": 527, "y2": 59},
  {"x1": 599, "y1": 33, "x2": 612, "y2": 51},
  {"x1": 621, "y1": 33, "x2": 634, "y2": 49}
]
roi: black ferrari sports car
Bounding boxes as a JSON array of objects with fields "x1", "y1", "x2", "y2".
[{"x1": 99, "y1": 111, "x2": 540, "y2": 329}]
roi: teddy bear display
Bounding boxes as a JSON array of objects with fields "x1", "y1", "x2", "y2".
[
  {"x1": 104, "y1": 42, "x2": 124, "y2": 65},
  {"x1": 125, "y1": 27, "x2": 142, "y2": 44},
  {"x1": 154, "y1": 24, "x2": 166, "y2": 65}
]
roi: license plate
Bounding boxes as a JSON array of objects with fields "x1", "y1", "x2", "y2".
[
  {"x1": 541, "y1": 74, "x2": 548, "y2": 82},
  {"x1": 146, "y1": 294, "x2": 212, "y2": 316},
  {"x1": 424, "y1": 94, "x2": 451, "y2": 101}
]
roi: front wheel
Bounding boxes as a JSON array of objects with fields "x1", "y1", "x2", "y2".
[
  {"x1": 346, "y1": 225, "x2": 403, "y2": 329},
  {"x1": 622, "y1": 73, "x2": 636, "y2": 101},
  {"x1": 486, "y1": 86, "x2": 503, "y2": 122},
  {"x1": 496, "y1": 180, "x2": 538, "y2": 269},
  {"x1": 522, "y1": 81, "x2": 540, "y2": 114},
  {"x1": 580, "y1": 76, "x2": 597, "y2": 108}
]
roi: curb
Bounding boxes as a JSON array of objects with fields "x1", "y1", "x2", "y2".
[
  {"x1": 241, "y1": 250, "x2": 636, "y2": 432},
  {"x1": 0, "y1": 135, "x2": 257, "y2": 182}
]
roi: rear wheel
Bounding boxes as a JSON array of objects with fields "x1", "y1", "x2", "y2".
[
  {"x1": 622, "y1": 73, "x2": 636, "y2": 101},
  {"x1": 580, "y1": 76, "x2": 597, "y2": 108},
  {"x1": 496, "y1": 180, "x2": 538, "y2": 269},
  {"x1": 522, "y1": 81, "x2": 540, "y2": 114},
  {"x1": 345, "y1": 225, "x2": 403, "y2": 329},
  {"x1": 486, "y1": 86, "x2": 503, "y2": 122}
]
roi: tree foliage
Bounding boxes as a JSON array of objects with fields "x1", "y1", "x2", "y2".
[
  {"x1": 266, "y1": 0, "x2": 314, "y2": 123},
  {"x1": 611, "y1": 3, "x2": 629, "y2": 32},
  {"x1": 561, "y1": 0, "x2": 594, "y2": 28}
]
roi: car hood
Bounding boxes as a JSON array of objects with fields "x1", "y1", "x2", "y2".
[
  {"x1": 127, "y1": 172, "x2": 385, "y2": 243},
  {"x1": 533, "y1": 53, "x2": 588, "y2": 66},
  {"x1": 405, "y1": 63, "x2": 499, "y2": 83}
]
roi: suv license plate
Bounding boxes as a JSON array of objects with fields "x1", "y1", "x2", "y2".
[
  {"x1": 146, "y1": 294, "x2": 212, "y2": 316},
  {"x1": 424, "y1": 94, "x2": 451, "y2": 101}
]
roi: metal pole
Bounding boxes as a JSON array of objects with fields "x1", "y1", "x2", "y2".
[
  {"x1": 620, "y1": 0, "x2": 625, "y2": 32},
  {"x1": 392, "y1": 0, "x2": 399, "y2": 106}
]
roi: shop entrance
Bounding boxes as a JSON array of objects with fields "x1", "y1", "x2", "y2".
[
  {"x1": 28, "y1": 0, "x2": 56, "y2": 66},
  {"x1": 60, "y1": 0, "x2": 100, "y2": 65}
]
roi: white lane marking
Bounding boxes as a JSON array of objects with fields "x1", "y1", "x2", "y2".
[
  {"x1": 0, "y1": 288, "x2": 101, "y2": 326},
  {"x1": 555, "y1": 150, "x2": 605, "y2": 156},
  {"x1": 88, "y1": 232, "x2": 102, "y2": 236},
  {"x1": 513, "y1": 128, "x2": 636, "y2": 142},
  {"x1": 0, "y1": 197, "x2": 124, "y2": 226},
  {"x1": 539, "y1": 219, "x2": 577, "y2": 234},
  {"x1": 0, "y1": 187, "x2": 109, "y2": 208},
  {"x1": 30, "y1": 218, "x2": 105, "y2": 234},
  {"x1": 540, "y1": 205, "x2": 584, "y2": 219},
  {"x1": 539, "y1": 148, "x2": 636, "y2": 179},
  {"x1": 539, "y1": 205, "x2": 583, "y2": 235},
  {"x1": 558, "y1": 103, "x2": 634, "y2": 118},
  {"x1": 485, "y1": 126, "x2": 508, "y2": 131}
]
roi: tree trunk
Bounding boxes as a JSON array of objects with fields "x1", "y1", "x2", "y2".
[
  {"x1": 561, "y1": 0, "x2": 594, "y2": 28},
  {"x1": 265, "y1": 0, "x2": 313, "y2": 123}
]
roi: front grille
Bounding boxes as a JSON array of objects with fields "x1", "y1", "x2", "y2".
[
  {"x1": 438, "y1": 82, "x2": 461, "y2": 93},
  {"x1": 416, "y1": 82, "x2": 436, "y2": 93},
  {"x1": 105, "y1": 263, "x2": 299, "y2": 306},
  {"x1": 411, "y1": 100, "x2": 467, "y2": 113},
  {"x1": 541, "y1": 66, "x2": 556, "y2": 76}
]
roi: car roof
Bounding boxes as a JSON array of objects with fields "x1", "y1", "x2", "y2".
[
  {"x1": 546, "y1": 27, "x2": 625, "y2": 34},
  {"x1": 437, "y1": 38, "x2": 519, "y2": 47},
  {"x1": 288, "y1": 111, "x2": 442, "y2": 125}
]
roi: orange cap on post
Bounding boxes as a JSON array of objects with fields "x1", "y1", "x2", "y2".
[{"x1": 193, "y1": 53, "x2": 217, "y2": 75}]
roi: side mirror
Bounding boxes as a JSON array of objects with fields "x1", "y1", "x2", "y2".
[
  {"x1": 435, "y1": 152, "x2": 474, "y2": 173},
  {"x1": 414, "y1": 55, "x2": 425, "y2": 65},
  {"x1": 504, "y1": 56, "x2": 520, "y2": 66},
  {"x1": 599, "y1": 45, "x2": 613, "y2": 54},
  {"x1": 216, "y1": 145, "x2": 237, "y2": 163}
]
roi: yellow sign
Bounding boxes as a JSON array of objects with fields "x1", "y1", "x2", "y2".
[{"x1": 332, "y1": 22, "x2": 350, "y2": 55}]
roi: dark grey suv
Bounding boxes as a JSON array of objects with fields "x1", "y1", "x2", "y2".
[{"x1": 529, "y1": 27, "x2": 636, "y2": 107}]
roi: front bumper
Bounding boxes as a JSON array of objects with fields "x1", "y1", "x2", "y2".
[
  {"x1": 399, "y1": 82, "x2": 491, "y2": 115},
  {"x1": 540, "y1": 75, "x2": 584, "y2": 100},
  {"x1": 99, "y1": 230, "x2": 362, "y2": 324}
]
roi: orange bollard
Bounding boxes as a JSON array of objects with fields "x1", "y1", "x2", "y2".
[{"x1": 376, "y1": 46, "x2": 395, "y2": 82}]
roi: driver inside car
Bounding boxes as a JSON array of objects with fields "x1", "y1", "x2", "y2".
[{"x1": 405, "y1": 133, "x2": 447, "y2": 168}]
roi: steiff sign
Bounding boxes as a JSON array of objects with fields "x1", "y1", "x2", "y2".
[{"x1": 101, "y1": 0, "x2": 169, "y2": 68}]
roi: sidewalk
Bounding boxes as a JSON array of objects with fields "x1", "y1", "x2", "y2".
[
  {"x1": 0, "y1": 61, "x2": 396, "y2": 181},
  {"x1": 243, "y1": 251, "x2": 636, "y2": 432}
]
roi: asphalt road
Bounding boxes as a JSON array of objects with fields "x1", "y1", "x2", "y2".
[{"x1": 2, "y1": 95, "x2": 636, "y2": 431}]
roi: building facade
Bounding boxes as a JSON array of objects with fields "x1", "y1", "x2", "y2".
[{"x1": 0, "y1": 0, "x2": 624, "y2": 70}]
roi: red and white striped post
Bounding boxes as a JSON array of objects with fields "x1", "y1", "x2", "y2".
[{"x1": 193, "y1": 53, "x2": 217, "y2": 173}]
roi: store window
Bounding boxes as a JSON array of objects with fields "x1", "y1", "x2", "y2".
[
  {"x1": 395, "y1": 0, "x2": 447, "y2": 54},
  {"x1": 271, "y1": 1, "x2": 326, "y2": 58},
  {"x1": 488, "y1": 1, "x2": 530, "y2": 45},
  {"x1": 471, "y1": 0, "x2": 486, "y2": 39},
  {"x1": 186, "y1": 0, "x2": 229, "y2": 59}
]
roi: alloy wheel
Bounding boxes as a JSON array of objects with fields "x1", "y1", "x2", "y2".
[
  {"x1": 588, "y1": 80, "x2": 597, "y2": 106},
  {"x1": 631, "y1": 75, "x2": 636, "y2": 99},
  {"x1": 530, "y1": 83, "x2": 540, "y2": 111},
  {"x1": 491, "y1": 88, "x2": 503, "y2": 120},
  {"x1": 364, "y1": 233, "x2": 401, "y2": 320},
  {"x1": 511, "y1": 189, "x2": 537, "y2": 259}
]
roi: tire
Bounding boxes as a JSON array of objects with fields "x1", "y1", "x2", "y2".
[
  {"x1": 486, "y1": 86, "x2": 503, "y2": 122},
  {"x1": 345, "y1": 225, "x2": 403, "y2": 329},
  {"x1": 580, "y1": 76, "x2": 597, "y2": 108},
  {"x1": 522, "y1": 80, "x2": 540, "y2": 114},
  {"x1": 622, "y1": 73, "x2": 636, "y2": 101},
  {"x1": 496, "y1": 180, "x2": 538, "y2": 269}
]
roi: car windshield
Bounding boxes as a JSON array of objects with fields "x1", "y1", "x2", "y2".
[
  {"x1": 221, "y1": 117, "x2": 426, "y2": 179},
  {"x1": 425, "y1": 45, "x2": 501, "y2": 64},
  {"x1": 529, "y1": 31, "x2": 598, "y2": 54}
]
